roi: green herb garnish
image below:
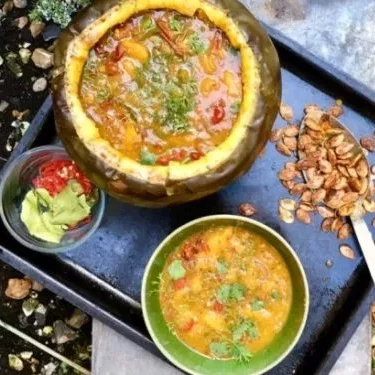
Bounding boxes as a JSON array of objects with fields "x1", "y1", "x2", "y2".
[
  {"x1": 169, "y1": 17, "x2": 183, "y2": 33},
  {"x1": 250, "y1": 298, "x2": 264, "y2": 311},
  {"x1": 140, "y1": 149, "x2": 156, "y2": 165},
  {"x1": 141, "y1": 15, "x2": 154, "y2": 31},
  {"x1": 231, "y1": 343, "x2": 253, "y2": 363},
  {"x1": 209, "y1": 342, "x2": 230, "y2": 358},
  {"x1": 271, "y1": 290, "x2": 282, "y2": 300},
  {"x1": 217, "y1": 259, "x2": 229, "y2": 275},
  {"x1": 232, "y1": 319, "x2": 259, "y2": 342},
  {"x1": 188, "y1": 33, "x2": 206, "y2": 55},
  {"x1": 230, "y1": 101, "x2": 241, "y2": 115},
  {"x1": 168, "y1": 260, "x2": 186, "y2": 280},
  {"x1": 216, "y1": 283, "x2": 246, "y2": 304}
]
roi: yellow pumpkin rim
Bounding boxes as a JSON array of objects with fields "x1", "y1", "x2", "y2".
[{"x1": 64, "y1": 0, "x2": 261, "y2": 186}]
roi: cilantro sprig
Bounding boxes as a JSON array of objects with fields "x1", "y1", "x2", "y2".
[{"x1": 216, "y1": 283, "x2": 246, "y2": 304}]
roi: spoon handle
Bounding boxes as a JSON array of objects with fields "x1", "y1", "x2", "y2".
[{"x1": 351, "y1": 216, "x2": 375, "y2": 283}]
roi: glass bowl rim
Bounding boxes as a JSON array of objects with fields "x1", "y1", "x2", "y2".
[{"x1": 0, "y1": 145, "x2": 106, "y2": 253}]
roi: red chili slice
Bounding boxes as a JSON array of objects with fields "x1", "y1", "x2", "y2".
[
  {"x1": 211, "y1": 100, "x2": 226, "y2": 125},
  {"x1": 174, "y1": 278, "x2": 187, "y2": 290},
  {"x1": 112, "y1": 43, "x2": 125, "y2": 62},
  {"x1": 157, "y1": 155, "x2": 170, "y2": 166},
  {"x1": 190, "y1": 151, "x2": 202, "y2": 161},
  {"x1": 213, "y1": 301, "x2": 224, "y2": 313},
  {"x1": 181, "y1": 319, "x2": 195, "y2": 332}
]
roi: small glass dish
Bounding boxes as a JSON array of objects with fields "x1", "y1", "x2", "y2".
[{"x1": 0, "y1": 145, "x2": 106, "y2": 253}]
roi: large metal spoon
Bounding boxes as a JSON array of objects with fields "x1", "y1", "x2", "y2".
[{"x1": 299, "y1": 110, "x2": 375, "y2": 282}]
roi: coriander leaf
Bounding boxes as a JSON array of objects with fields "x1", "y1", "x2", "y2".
[
  {"x1": 168, "y1": 260, "x2": 186, "y2": 280},
  {"x1": 216, "y1": 284, "x2": 231, "y2": 304},
  {"x1": 216, "y1": 283, "x2": 246, "y2": 304},
  {"x1": 209, "y1": 342, "x2": 230, "y2": 358},
  {"x1": 231, "y1": 343, "x2": 253, "y2": 363},
  {"x1": 169, "y1": 17, "x2": 183, "y2": 33},
  {"x1": 232, "y1": 319, "x2": 259, "y2": 342},
  {"x1": 271, "y1": 290, "x2": 282, "y2": 300},
  {"x1": 230, "y1": 283, "x2": 246, "y2": 301},
  {"x1": 141, "y1": 15, "x2": 154, "y2": 31},
  {"x1": 217, "y1": 259, "x2": 228, "y2": 275},
  {"x1": 140, "y1": 149, "x2": 156, "y2": 165},
  {"x1": 188, "y1": 34, "x2": 206, "y2": 55},
  {"x1": 230, "y1": 101, "x2": 241, "y2": 115},
  {"x1": 250, "y1": 298, "x2": 264, "y2": 311}
]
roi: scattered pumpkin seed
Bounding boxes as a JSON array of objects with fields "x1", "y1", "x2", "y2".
[{"x1": 339, "y1": 245, "x2": 355, "y2": 260}]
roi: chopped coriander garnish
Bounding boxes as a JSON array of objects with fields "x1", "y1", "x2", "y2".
[
  {"x1": 140, "y1": 149, "x2": 156, "y2": 165},
  {"x1": 188, "y1": 34, "x2": 206, "y2": 55},
  {"x1": 232, "y1": 319, "x2": 259, "y2": 342},
  {"x1": 230, "y1": 101, "x2": 241, "y2": 115},
  {"x1": 216, "y1": 283, "x2": 246, "y2": 304},
  {"x1": 169, "y1": 17, "x2": 183, "y2": 33},
  {"x1": 209, "y1": 342, "x2": 230, "y2": 358},
  {"x1": 217, "y1": 259, "x2": 229, "y2": 275},
  {"x1": 250, "y1": 298, "x2": 264, "y2": 311},
  {"x1": 141, "y1": 15, "x2": 155, "y2": 31},
  {"x1": 168, "y1": 260, "x2": 186, "y2": 280},
  {"x1": 231, "y1": 343, "x2": 253, "y2": 363},
  {"x1": 271, "y1": 290, "x2": 282, "y2": 300}
]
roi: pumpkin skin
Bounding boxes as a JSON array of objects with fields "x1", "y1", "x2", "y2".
[{"x1": 52, "y1": 0, "x2": 281, "y2": 207}]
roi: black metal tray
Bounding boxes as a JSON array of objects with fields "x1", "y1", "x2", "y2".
[{"x1": 1, "y1": 26, "x2": 375, "y2": 374}]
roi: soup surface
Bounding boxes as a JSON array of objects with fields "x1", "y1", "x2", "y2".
[
  {"x1": 159, "y1": 225, "x2": 292, "y2": 360},
  {"x1": 80, "y1": 10, "x2": 242, "y2": 166}
]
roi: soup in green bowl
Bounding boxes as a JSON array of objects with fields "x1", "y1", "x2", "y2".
[{"x1": 142, "y1": 215, "x2": 309, "y2": 375}]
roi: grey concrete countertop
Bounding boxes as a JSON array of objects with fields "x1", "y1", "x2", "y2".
[{"x1": 92, "y1": 1, "x2": 374, "y2": 374}]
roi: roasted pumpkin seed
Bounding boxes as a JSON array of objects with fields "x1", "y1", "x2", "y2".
[
  {"x1": 284, "y1": 124, "x2": 299, "y2": 137},
  {"x1": 276, "y1": 141, "x2": 292, "y2": 156},
  {"x1": 327, "y1": 105, "x2": 343, "y2": 118},
  {"x1": 360, "y1": 136, "x2": 375, "y2": 152},
  {"x1": 338, "y1": 204, "x2": 355, "y2": 217},
  {"x1": 363, "y1": 200, "x2": 375, "y2": 213},
  {"x1": 312, "y1": 189, "x2": 326, "y2": 205},
  {"x1": 321, "y1": 218, "x2": 334, "y2": 232},
  {"x1": 279, "y1": 103, "x2": 294, "y2": 121},
  {"x1": 339, "y1": 245, "x2": 355, "y2": 260},
  {"x1": 279, "y1": 168, "x2": 296, "y2": 181},
  {"x1": 317, "y1": 206, "x2": 335, "y2": 218},
  {"x1": 270, "y1": 128, "x2": 283, "y2": 143},
  {"x1": 319, "y1": 159, "x2": 333, "y2": 174},
  {"x1": 279, "y1": 206, "x2": 295, "y2": 224},
  {"x1": 296, "y1": 208, "x2": 311, "y2": 224},
  {"x1": 327, "y1": 149, "x2": 337, "y2": 165},
  {"x1": 331, "y1": 217, "x2": 344, "y2": 232},
  {"x1": 301, "y1": 190, "x2": 312, "y2": 203},
  {"x1": 239, "y1": 203, "x2": 257, "y2": 217},
  {"x1": 307, "y1": 175, "x2": 324, "y2": 189},
  {"x1": 356, "y1": 159, "x2": 369, "y2": 178},
  {"x1": 328, "y1": 133, "x2": 345, "y2": 148},
  {"x1": 283, "y1": 136, "x2": 297, "y2": 151},
  {"x1": 290, "y1": 183, "x2": 306, "y2": 195},
  {"x1": 279, "y1": 199, "x2": 298, "y2": 211},
  {"x1": 337, "y1": 223, "x2": 352, "y2": 240}
]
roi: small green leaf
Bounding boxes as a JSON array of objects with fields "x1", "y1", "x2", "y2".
[
  {"x1": 168, "y1": 260, "x2": 186, "y2": 280},
  {"x1": 231, "y1": 343, "x2": 253, "y2": 363},
  {"x1": 217, "y1": 259, "x2": 228, "y2": 275},
  {"x1": 209, "y1": 342, "x2": 230, "y2": 358},
  {"x1": 188, "y1": 34, "x2": 206, "y2": 55},
  {"x1": 141, "y1": 15, "x2": 154, "y2": 31},
  {"x1": 230, "y1": 283, "x2": 246, "y2": 301},
  {"x1": 140, "y1": 149, "x2": 156, "y2": 165},
  {"x1": 230, "y1": 101, "x2": 241, "y2": 115},
  {"x1": 232, "y1": 319, "x2": 259, "y2": 342},
  {"x1": 271, "y1": 290, "x2": 282, "y2": 300},
  {"x1": 216, "y1": 283, "x2": 246, "y2": 304},
  {"x1": 250, "y1": 298, "x2": 264, "y2": 311},
  {"x1": 216, "y1": 284, "x2": 231, "y2": 304},
  {"x1": 169, "y1": 17, "x2": 183, "y2": 33}
]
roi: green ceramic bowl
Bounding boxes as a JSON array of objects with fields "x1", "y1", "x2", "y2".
[{"x1": 142, "y1": 215, "x2": 309, "y2": 375}]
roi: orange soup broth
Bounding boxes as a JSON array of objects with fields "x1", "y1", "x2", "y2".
[
  {"x1": 159, "y1": 225, "x2": 293, "y2": 359},
  {"x1": 80, "y1": 10, "x2": 242, "y2": 166}
]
